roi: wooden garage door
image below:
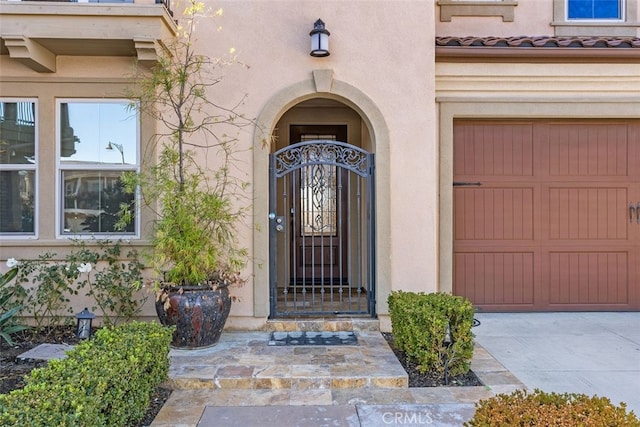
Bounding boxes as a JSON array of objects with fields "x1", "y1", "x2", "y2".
[{"x1": 453, "y1": 120, "x2": 640, "y2": 311}]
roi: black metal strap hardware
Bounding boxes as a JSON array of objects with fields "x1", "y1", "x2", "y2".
[{"x1": 453, "y1": 182, "x2": 482, "y2": 187}]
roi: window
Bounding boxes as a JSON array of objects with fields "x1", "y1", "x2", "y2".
[
  {"x1": 299, "y1": 134, "x2": 338, "y2": 237},
  {"x1": 568, "y1": 0, "x2": 622, "y2": 19},
  {"x1": 57, "y1": 100, "x2": 138, "y2": 237},
  {"x1": 0, "y1": 100, "x2": 37, "y2": 236},
  {"x1": 553, "y1": 0, "x2": 637, "y2": 36}
]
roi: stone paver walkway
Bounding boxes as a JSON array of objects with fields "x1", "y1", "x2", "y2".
[{"x1": 151, "y1": 321, "x2": 524, "y2": 426}]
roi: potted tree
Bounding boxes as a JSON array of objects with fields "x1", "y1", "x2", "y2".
[{"x1": 120, "y1": 1, "x2": 256, "y2": 348}]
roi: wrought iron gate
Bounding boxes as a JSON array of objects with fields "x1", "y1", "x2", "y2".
[{"x1": 269, "y1": 140, "x2": 376, "y2": 317}]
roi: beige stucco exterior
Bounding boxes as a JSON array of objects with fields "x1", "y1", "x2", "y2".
[
  {"x1": 437, "y1": 0, "x2": 640, "y2": 37},
  {"x1": 1, "y1": 0, "x2": 638, "y2": 330},
  {"x1": 203, "y1": 1, "x2": 438, "y2": 329}
]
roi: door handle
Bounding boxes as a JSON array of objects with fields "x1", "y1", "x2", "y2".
[
  {"x1": 269, "y1": 212, "x2": 286, "y2": 232},
  {"x1": 637, "y1": 202, "x2": 640, "y2": 224},
  {"x1": 630, "y1": 203, "x2": 636, "y2": 224}
]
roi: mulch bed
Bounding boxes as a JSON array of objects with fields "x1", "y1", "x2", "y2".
[
  {"x1": 382, "y1": 332, "x2": 483, "y2": 387},
  {"x1": 1, "y1": 327, "x2": 481, "y2": 426}
]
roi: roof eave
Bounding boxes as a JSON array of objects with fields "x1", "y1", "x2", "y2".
[{"x1": 436, "y1": 46, "x2": 640, "y2": 63}]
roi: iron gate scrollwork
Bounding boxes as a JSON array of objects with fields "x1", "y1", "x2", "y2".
[{"x1": 269, "y1": 140, "x2": 376, "y2": 317}]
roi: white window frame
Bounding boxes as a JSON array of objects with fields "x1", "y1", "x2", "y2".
[
  {"x1": 55, "y1": 99, "x2": 140, "y2": 239},
  {"x1": 0, "y1": 98, "x2": 38, "y2": 239},
  {"x1": 566, "y1": 0, "x2": 625, "y2": 21},
  {"x1": 553, "y1": 0, "x2": 638, "y2": 36}
]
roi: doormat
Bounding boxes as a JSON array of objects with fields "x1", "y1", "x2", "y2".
[{"x1": 268, "y1": 331, "x2": 358, "y2": 346}]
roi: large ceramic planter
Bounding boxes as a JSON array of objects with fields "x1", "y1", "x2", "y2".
[{"x1": 155, "y1": 285, "x2": 231, "y2": 349}]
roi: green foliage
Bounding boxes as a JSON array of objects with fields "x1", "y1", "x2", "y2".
[
  {"x1": 72, "y1": 240, "x2": 146, "y2": 326},
  {"x1": 119, "y1": 1, "x2": 253, "y2": 287},
  {"x1": 7, "y1": 240, "x2": 145, "y2": 331},
  {"x1": 0, "y1": 321, "x2": 174, "y2": 427},
  {"x1": 121, "y1": 147, "x2": 248, "y2": 286},
  {"x1": 13, "y1": 252, "x2": 77, "y2": 331},
  {"x1": 387, "y1": 291, "x2": 475, "y2": 379},
  {"x1": 0, "y1": 267, "x2": 28, "y2": 345},
  {"x1": 466, "y1": 388, "x2": 640, "y2": 426}
]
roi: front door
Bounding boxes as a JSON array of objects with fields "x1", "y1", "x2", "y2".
[{"x1": 290, "y1": 125, "x2": 348, "y2": 286}]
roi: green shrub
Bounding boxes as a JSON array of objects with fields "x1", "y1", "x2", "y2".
[
  {"x1": 466, "y1": 389, "x2": 640, "y2": 426},
  {"x1": 0, "y1": 321, "x2": 174, "y2": 427},
  {"x1": 387, "y1": 291, "x2": 475, "y2": 378}
]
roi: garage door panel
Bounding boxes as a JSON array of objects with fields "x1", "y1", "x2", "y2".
[
  {"x1": 454, "y1": 123, "x2": 533, "y2": 177},
  {"x1": 547, "y1": 124, "x2": 629, "y2": 177},
  {"x1": 454, "y1": 188, "x2": 534, "y2": 240},
  {"x1": 548, "y1": 252, "x2": 629, "y2": 306},
  {"x1": 455, "y1": 252, "x2": 534, "y2": 306},
  {"x1": 548, "y1": 187, "x2": 628, "y2": 240}
]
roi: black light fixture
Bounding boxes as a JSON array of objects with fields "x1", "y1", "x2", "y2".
[
  {"x1": 444, "y1": 322, "x2": 452, "y2": 347},
  {"x1": 443, "y1": 321, "x2": 453, "y2": 385},
  {"x1": 310, "y1": 18, "x2": 330, "y2": 57},
  {"x1": 75, "y1": 307, "x2": 95, "y2": 339}
]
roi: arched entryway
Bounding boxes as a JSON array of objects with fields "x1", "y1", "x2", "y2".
[
  {"x1": 252, "y1": 71, "x2": 391, "y2": 320},
  {"x1": 266, "y1": 99, "x2": 376, "y2": 318}
]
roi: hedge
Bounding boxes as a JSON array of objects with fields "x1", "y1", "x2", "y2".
[
  {"x1": 0, "y1": 322, "x2": 174, "y2": 427},
  {"x1": 388, "y1": 291, "x2": 475, "y2": 378}
]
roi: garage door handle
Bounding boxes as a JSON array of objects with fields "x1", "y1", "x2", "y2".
[{"x1": 631, "y1": 203, "x2": 637, "y2": 224}]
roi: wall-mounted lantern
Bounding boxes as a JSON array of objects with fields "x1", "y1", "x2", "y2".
[
  {"x1": 75, "y1": 307, "x2": 95, "y2": 339},
  {"x1": 310, "y1": 19, "x2": 330, "y2": 57},
  {"x1": 444, "y1": 322, "x2": 452, "y2": 347},
  {"x1": 443, "y1": 321, "x2": 453, "y2": 385}
]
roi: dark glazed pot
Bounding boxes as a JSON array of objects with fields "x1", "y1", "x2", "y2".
[{"x1": 155, "y1": 285, "x2": 232, "y2": 349}]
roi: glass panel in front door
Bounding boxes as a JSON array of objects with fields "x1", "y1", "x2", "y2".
[{"x1": 300, "y1": 133, "x2": 337, "y2": 237}]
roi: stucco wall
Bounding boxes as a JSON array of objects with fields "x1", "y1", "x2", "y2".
[
  {"x1": 436, "y1": 0, "x2": 552, "y2": 37},
  {"x1": 4, "y1": 0, "x2": 636, "y2": 328},
  {"x1": 0, "y1": 1, "x2": 439, "y2": 328},
  {"x1": 198, "y1": 0, "x2": 439, "y2": 324},
  {"x1": 436, "y1": 0, "x2": 640, "y2": 37}
]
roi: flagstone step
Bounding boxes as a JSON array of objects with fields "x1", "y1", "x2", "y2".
[
  {"x1": 265, "y1": 318, "x2": 379, "y2": 332},
  {"x1": 164, "y1": 331, "x2": 407, "y2": 391}
]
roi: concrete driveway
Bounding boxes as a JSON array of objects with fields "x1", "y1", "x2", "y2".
[{"x1": 473, "y1": 312, "x2": 640, "y2": 415}]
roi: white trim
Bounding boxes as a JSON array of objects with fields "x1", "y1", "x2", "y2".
[
  {"x1": 564, "y1": 0, "x2": 625, "y2": 21},
  {"x1": 552, "y1": 0, "x2": 639, "y2": 37},
  {"x1": 0, "y1": 98, "x2": 38, "y2": 239},
  {"x1": 54, "y1": 98, "x2": 141, "y2": 240}
]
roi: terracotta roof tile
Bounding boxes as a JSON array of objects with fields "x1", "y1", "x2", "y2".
[{"x1": 436, "y1": 36, "x2": 640, "y2": 49}]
